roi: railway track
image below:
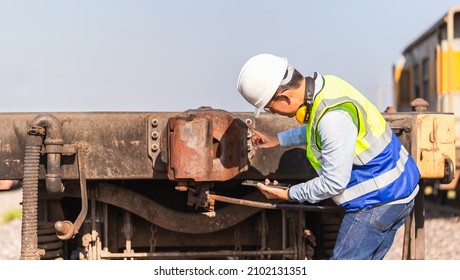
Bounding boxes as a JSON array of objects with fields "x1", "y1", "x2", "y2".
[{"x1": 425, "y1": 200, "x2": 460, "y2": 217}]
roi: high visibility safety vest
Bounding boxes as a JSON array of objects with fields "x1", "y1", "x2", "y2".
[{"x1": 306, "y1": 75, "x2": 420, "y2": 212}]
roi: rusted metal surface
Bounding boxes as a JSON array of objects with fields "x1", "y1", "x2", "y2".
[
  {"x1": 55, "y1": 150, "x2": 88, "y2": 240},
  {"x1": 98, "y1": 249, "x2": 297, "y2": 260},
  {"x1": 1, "y1": 110, "x2": 453, "y2": 182},
  {"x1": 29, "y1": 114, "x2": 64, "y2": 194},
  {"x1": 208, "y1": 193, "x2": 341, "y2": 212},
  {"x1": 410, "y1": 98, "x2": 430, "y2": 112},
  {"x1": 166, "y1": 107, "x2": 248, "y2": 182},
  {"x1": 0, "y1": 110, "x2": 313, "y2": 181},
  {"x1": 1, "y1": 112, "x2": 155, "y2": 180},
  {"x1": 61, "y1": 182, "x2": 265, "y2": 234},
  {"x1": 0, "y1": 108, "x2": 457, "y2": 260}
]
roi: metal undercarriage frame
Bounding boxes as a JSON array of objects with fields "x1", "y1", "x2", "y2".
[{"x1": 0, "y1": 106, "x2": 456, "y2": 260}]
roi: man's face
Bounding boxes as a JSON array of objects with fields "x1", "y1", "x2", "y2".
[{"x1": 264, "y1": 80, "x2": 306, "y2": 118}]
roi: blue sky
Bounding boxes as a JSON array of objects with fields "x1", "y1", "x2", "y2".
[{"x1": 1, "y1": 0, "x2": 459, "y2": 112}]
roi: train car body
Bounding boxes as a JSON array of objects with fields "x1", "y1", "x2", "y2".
[
  {"x1": 393, "y1": 5, "x2": 460, "y2": 192},
  {"x1": 0, "y1": 107, "x2": 455, "y2": 260}
]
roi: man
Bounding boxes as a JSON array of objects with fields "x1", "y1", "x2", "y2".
[{"x1": 236, "y1": 53, "x2": 420, "y2": 260}]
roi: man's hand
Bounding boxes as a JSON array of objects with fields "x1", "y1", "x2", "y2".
[
  {"x1": 247, "y1": 124, "x2": 280, "y2": 150},
  {"x1": 255, "y1": 179, "x2": 289, "y2": 200}
]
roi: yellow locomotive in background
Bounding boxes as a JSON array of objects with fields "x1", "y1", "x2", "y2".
[{"x1": 393, "y1": 5, "x2": 460, "y2": 197}]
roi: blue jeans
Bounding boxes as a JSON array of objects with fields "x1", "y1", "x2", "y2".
[{"x1": 330, "y1": 199, "x2": 414, "y2": 260}]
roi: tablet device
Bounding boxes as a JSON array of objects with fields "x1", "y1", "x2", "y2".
[{"x1": 241, "y1": 180, "x2": 290, "y2": 189}]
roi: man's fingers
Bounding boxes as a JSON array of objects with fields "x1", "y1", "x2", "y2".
[{"x1": 246, "y1": 123, "x2": 258, "y2": 134}]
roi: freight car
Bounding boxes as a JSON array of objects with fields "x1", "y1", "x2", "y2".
[
  {"x1": 0, "y1": 107, "x2": 455, "y2": 260},
  {"x1": 393, "y1": 5, "x2": 460, "y2": 200}
]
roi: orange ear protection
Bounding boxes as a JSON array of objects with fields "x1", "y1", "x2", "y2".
[{"x1": 295, "y1": 73, "x2": 316, "y2": 124}]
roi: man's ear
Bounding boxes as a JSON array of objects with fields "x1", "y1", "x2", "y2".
[{"x1": 277, "y1": 91, "x2": 292, "y2": 105}]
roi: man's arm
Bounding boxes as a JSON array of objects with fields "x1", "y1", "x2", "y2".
[
  {"x1": 277, "y1": 125, "x2": 307, "y2": 146},
  {"x1": 288, "y1": 110, "x2": 357, "y2": 203}
]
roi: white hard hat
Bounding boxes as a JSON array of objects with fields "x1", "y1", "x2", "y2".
[{"x1": 237, "y1": 54, "x2": 288, "y2": 117}]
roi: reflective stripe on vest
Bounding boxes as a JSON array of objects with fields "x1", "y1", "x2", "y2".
[{"x1": 306, "y1": 75, "x2": 420, "y2": 212}]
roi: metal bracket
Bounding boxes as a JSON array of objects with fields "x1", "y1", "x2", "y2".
[{"x1": 54, "y1": 149, "x2": 88, "y2": 240}]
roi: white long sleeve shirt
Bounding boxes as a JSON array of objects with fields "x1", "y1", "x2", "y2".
[{"x1": 278, "y1": 110, "x2": 357, "y2": 203}]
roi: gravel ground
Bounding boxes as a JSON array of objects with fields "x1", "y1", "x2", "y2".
[
  {"x1": 0, "y1": 187, "x2": 22, "y2": 260},
  {"x1": 1, "y1": 188, "x2": 459, "y2": 260}
]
